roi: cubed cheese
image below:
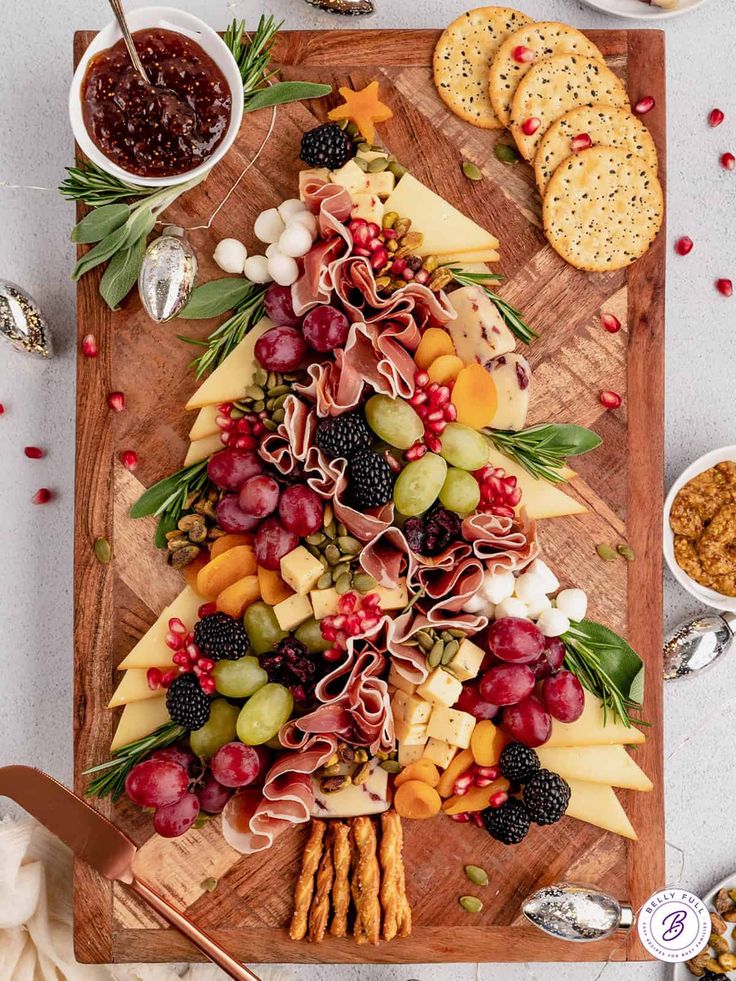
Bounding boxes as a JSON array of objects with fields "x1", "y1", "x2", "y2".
[
  {"x1": 398, "y1": 740, "x2": 427, "y2": 766},
  {"x1": 391, "y1": 690, "x2": 432, "y2": 726},
  {"x1": 423, "y1": 737, "x2": 457, "y2": 769},
  {"x1": 375, "y1": 580, "x2": 409, "y2": 611},
  {"x1": 311, "y1": 763, "x2": 389, "y2": 818},
  {"x1": 393, "y1": 718, "x2": 428, "y2": 745},
  {"x1": 415, "y1": 667, "x2": 462, "y2": 707},
  {"x1": 447, "y1": 285, "x2": 515, "y2": 366},
  {"x1": 273, "y1": 593, "x2": 313, "y2": 631},
  {"x1": 280, "y1": 546, "x2": 324, "y2": 595},
  {"x1": 388, "y1": 662, "x2": 416, "y2": 695},
  {"x1": 427, "y1": 706, "x2": 476, "y2": 749},
  {"x1": 446, "y1": 637, "x2": 486, "y2": 683},
  {"x1": 309, "y1": 586, "x2": 340, "y2": 620},
  {"x1": 363, "y1": 171, "x2": 395, "y2": 199},
  {"x1": 330, "y1": 159, "x2": 367, "y2": 194},
  {"x1": 351, "y1": 191, "x2": 384, "y2": 225}
]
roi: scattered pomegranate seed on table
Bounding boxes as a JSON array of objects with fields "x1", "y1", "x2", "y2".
[
  {"x1": 107, "y1": 391, "x2": 125, "y2": 412},
  {"x1": 120, "y1": 449, "x2": 138, "y2": 470},
  {"x1": 675, "y1": 236, "x2": 693, "y2": 256},
  {"x1": 634, "y1": 96, "x2": 655, "y2": 115},
  {"x1": 521, "y1": 117, "x2": 541, "y2": 136},
  {"x1": 512, "y1": 45, "x2": 534, "y2": 64},
  {"x1": 570, "y1": 133, "x2": 592, "y2": 152},
  {"x1": 32, "y1": 488, "x2": 52, "y2": 505},
  {"x1": 721, "y1": 152, "x2": 735, "y2": 171},
  {"x1": 600, "y1": 390, "x2": 622, "y2": 410},
  {"x1": 709, "y1": 108, "x2": 725, "y2": 127},
  {"x1": 24, "y1": 446, "x2": 43, "y2": 459},
  {"x1": 600, "y1": 313, "x2": 621, "y2": 333},
  {"x1": 0, "y1": 403, "x2": 5, "y2": 415},
  {"x1": 716, "y1": 279, "x2": 733, "y2": 297},
  {"x1": 81, "y1": 334, "x2": 98, "y2": 358}
]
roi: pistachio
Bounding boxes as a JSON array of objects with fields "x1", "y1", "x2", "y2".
[
  {"x1": 168, "y1": 536, "x2": 195, "y2": 551},
  {"x1": 494, "y1": 142, "x2": 520, "y2": 165},
  {"x1": 711, "y1": 933, "x2": 729, "y2": 955},
  {"x1": 94, "y1": 537, "x2": 112, "y2": 564},
  {"x1": 321, "y1": 763, "x2": 342, "y2": 777},
  {"x1": 617, "y1": 543, "x2": 635, "y2": 561},
  {"x1": 379, "y1": 758, "x2": 402, "y2": 774},
  {"x1": 719, "y1": 954, "x2": 736, "y2": 971},
  {"x1": 429, "y1": 268, "x2": 453, "y2": 292},
  {"x1": 428, "y1": 640, "x2": 444, "y2": 669},
  {"x1": 595, "y1": 543, "x2": 619, "y2": 562},
  {"x1": 724, "y1": 910, "x2": 736, "y2": 923},
  {"x1": 712, "y1": 912, "x2": 728, "y2": 935},
  {"x1": 459, "y1": 896, "x2": 483, "y2": 913},
  {"x1": 169, "y1": 544, "x2": 201, "y2": 569},
  {"x1": 464, "y1": 865, "x2": 489, "y2": 887},
  {"x1": 462, "y1": 160, "x2": 483, "y2": 181},
  {"x1": 382, "y1": 211, "x2": 399, "y2": 230},
  {"x1": 320, "y1": 775, "x2": 351, "y2": 793},
  {"x1": 352, "y1": 762, "x2": 372, "y2": 785},
  {"x1": 393, "y1": 217, "x2": 412, "y2": 239},
  {"x1": 728, "y1": 889, "x2": 736, "y2": 904},
  {"x1": 401, "y1": 231, "x2": 424, "y2": 252},
  {"x1": 703, "y1": 956, "x2": 726, "y2": 973},
  {"x1": 367, "y1": 156, "x2": 389, "y2": 173}
]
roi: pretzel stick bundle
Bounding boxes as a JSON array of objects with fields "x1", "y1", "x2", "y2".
[
  {"x1": 330, "y1": 821, "x2": 351, "y2": 938},
  {"x1": 289, "y1": 819, "x2": 326, "y2": 941},
  {"x1": 351, "y1": 816, "x2": 381, "y2": 945}
]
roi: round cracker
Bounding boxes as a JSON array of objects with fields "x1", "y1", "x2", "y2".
[
  {"x1": 510, "y1": 55, "x2": 629, "y2": 160},
  {"x1": 534, "y1": 105, "x2": 658, "y2": 193},
  {"x1": 433, "y1": 6, "x2": 533, "y2": 130},
  {"x1": 489, "y1": 22, "x2": 604, "y2": 128},
  {"x1": 543, "y1": 146, "x2": 663, "y2": 272}
]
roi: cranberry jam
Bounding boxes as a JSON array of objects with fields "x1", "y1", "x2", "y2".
[{"x1": 82, "y1": 28, "x2": 232, "y2": 178}]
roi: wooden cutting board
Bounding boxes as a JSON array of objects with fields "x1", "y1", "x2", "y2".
[{"x1": 73, "y1": 27, "x2": 665, "y2": 966}]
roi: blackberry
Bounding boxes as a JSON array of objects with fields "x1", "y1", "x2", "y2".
[
  {"x1": 482, "y1": 798, "x2": 531, "y2": 845},
  {"x1": 315, "y1": 410, "x2": 372, "y2": 461},
  {"x1": 347, "y1": 450, "x2": 394, "y2": 510},
  {"x1": 193, "y1": 612, "x2": 249, "y2": 662},
  {"x1": 300, "y1": 123, "x2": 355, "y2": 169},
  {"x1": 166, "y1": 674, "x2": 211, "y2": 730},
  {"x1": 499, "y1": 742, "x2": 540, "y2": 783},
  {"x1": 523, "y1": 769, "x2": 571, "y2": 825}
]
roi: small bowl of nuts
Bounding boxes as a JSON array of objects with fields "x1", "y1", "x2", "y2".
[{"x1": 678, "y1": 875, "x2": 736, "y2": 978}]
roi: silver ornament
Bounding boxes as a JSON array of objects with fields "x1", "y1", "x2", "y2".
[
  {"x1": 0, "y1": 280, "x2": 53, "y2": 358},
  {"x1": 522, "y1": 882, "x2": 634, "y2": 942},
  {"x1": 663, "y1": 610, "x2": 736, "y2": 680},
  {"x1": 138, "y1": 225, "x2": 197, "y2": 323},
  {"x1": 304, "y1": 0, "x2": 374, "y2": 13}
]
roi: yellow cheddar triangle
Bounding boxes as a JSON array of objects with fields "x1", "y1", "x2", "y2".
[
  {"x1": 184, "y1": 432, "x2": 223, "y2": 467},
  {"x1": 487, "y1": 446, "x2": 585, "y2": 520},
  {"x1": 435, "y1": 249, "x2": 500, "y2": 265},
  {"x1": 565, "y1": 779, "x2": 638, "y2": 840},
  {"x1": 117, "y1": 586, "x2": 205, "y2": 670},
  {"x1": 537, "y1": 745, "x2": 653, "y2": 792},
  {"x1": 108, "y1": 669, "x2": 162, "y2": 709},
  {"x1": 110, "y1": 696, "x2": 170, "y2": 752},
  {"x1": 185, "y1": 316, "x2": 272, "y2": 410},
  {"x1": 383, "y1": 174, "x2": 499, "y2": 257},
  {"x1": 546, "y1": 694, "x2": 646, "y2": 748},
  {"x1": 189, "y1": 404, "x2": 220, "y2": 441}
]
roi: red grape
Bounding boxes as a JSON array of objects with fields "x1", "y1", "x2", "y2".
[
  {"x1": 544, "y1": 636, "x2": 566, "y2": 671},
  {"x1": 487, "y1": 617, "x2": 544, "y2": 664},
  {"x1": 479, "y1": 663, "x2": 536, "y2": 706},
  {"x1": 149, "y1": 746, "x2": 197, "y2": 775},
  {"x1": 207, "y1": 448, "x2": 262, "y2": 492},
  {"x1": 196, "y1": 771, "x2": 234, "y2": 813},
  {"x1": 542, "y1": 670, "x2": 585, "y2": 723},
  {"x1": 210, "y1": 742, "x2": 262, "y2": 788},
  {"x1": 501, "y1": 695, "x2": 552, "y2": 747},
  {"x1": 251, "y1": 745, "x2": 271, "y2": 783},
  {"x1": 455, "y1": 682, "x2": 499, "y2": 721},
  {"x1": 278, "y1": 484, "x2": 324, "y2": 535},
  {"x1": 254, "y1": 517, "x2": 298, "y2": 570},
  {"x1": 216, "y1": 495, "x2": 262, "y2": 534},
  {"x1": 153, "y1": 792, "x2": 200, "y2": 838},
  {"x1": 125, "y1": 759, "x2": 189, "y2": 808},
  {"x1": 239, "y1": 474, "x2": 280, "y2": 518},
  {"x1": 254, "y1": 326, "x2": 306, "y2": 372},
  {"x1": 263, "y1": 283, "x2": 302, "y2": 327},
  {"x1": 302, "y1": 305, "x2": 349, "y2": 352}
]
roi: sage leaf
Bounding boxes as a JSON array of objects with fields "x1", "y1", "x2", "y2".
[
  {"x1": 129, "y1": 465, "x2": 200, "y2": 518},
  {"x1": 72, "y1": 221, "x2": 132, "y2": 281},
  {"x1": 155, "y1": 511, "x2": 179, "y2": 550},
  {"x1": 244, "y1": 81, "x2": 332, "y2": 113},
  {"x1": 72, "y1": 203, "x2": 130, "y2": 244},
  {"x1": 121, "y1": 206, "x2": 157, "y2": 249},
  {"x1": 100, "y1": 233, "x2": 147, "y2": 310},
  {"x1": 179, "y1": 277, "x2": 256, "y2": 319}
]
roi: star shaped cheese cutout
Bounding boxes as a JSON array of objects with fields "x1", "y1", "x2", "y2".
[{"x1": 327, "y1": 81, "x2": 393, "y2": 144}]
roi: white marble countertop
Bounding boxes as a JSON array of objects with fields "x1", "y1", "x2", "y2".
[{"x1": 1, "y1": 0, "x2": 735, "y2": 978}]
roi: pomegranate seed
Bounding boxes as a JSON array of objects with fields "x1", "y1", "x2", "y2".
[
  {"x1": 720, "y1": 152, "x2": 735, "y2": 171},
  {"x1": 405, "y1": 442, "x2": 427, "y2": 461},
  {"x1": 198, "y1": 602, "x2": 217, "y2": 618},
  {"x1": 489, "y1": 791, "x2": 509, "y2": 809},
  {"x1": 169, "y1": 618, "x2": 187, "y2": 635},
  {"x1": 119, "y1": 449, "x2": 138, "y2": 471},
  {"x1": 402, "y1": 267, "x2": 415, "y2": 281},
  {"x1": 32, "y1": 488, "x2": 52, "y2": 504},
  {"x1": 160, "y1": 669, "x2": 178, "y2": 688},
  {"x1": 634, "y1": 96, "x2": 655, "y2": 115},
  {"x1": 521, "y1": 117, "x2": 541, "y2": 136},
  {"x1": 391, "y1": 257, "x2": 407, "y2": 275},
  {"x1": 107, "y1": 391, "x2": 125, "y2": 412},
  {"x1": 512, "y1": 45, "x2": 534, "y2": 64},
  {"x1": 716, "y1": 278, "x2": 733, "y2": 297},
  {"x1": 675, "y1": 236, "x2": 693, "y2": 256},
  {"x1": 600, "y1": 390, "x2": 622, "y2": 410},
  {"x1": 0, "y1": 404, "x2": 5, "y2": 415},
  {"x1": 362, "y1": 593, "x2": 381, "y2": 609},
  {"x1": 322, "y1": 646, "x2": 344, "y2": 662},
  {"x1": 453, "y1": 772, "x2": 475, "y2": 796},
  {"x1": 173, "y1": 651, "x2": 189, "y2": 667},
  {"x1": 709, "y1": 108, "x2": 725, "y2": 127},
  {"x1": 371, "y1": 246, "x2": 389, "y2": 270},
  {"x1": 570, "y1": 133, "x2": 592, "y2": 151},
  {"x1": 451, "y1": 812, "x2": 470, "y2": 823},
  {"x1": 81, "y1": 333, "x2": 98, "y2": 357},
  {"x1": 198, "y1": 658, "x2": 215, "y2": 674},
  {"x1": 415, "y1": 269, "x2": 430, "y2": 285},
  {"x1": 414, "y1": 370, "x2": 430, "y2": 387},
  {"x1": 338, "y1": 592, "x2": 357, "y2": 615},
  {"x1": 24, "y1": 446, "x2": 44, "y2": 459},
  {"x1": 474, "y1": 765, "x2": 500, "y2": 780},
  {"x1": 471, "y1": 812, "x2": 485, "y2": 828},
  {"x1": 600, "y1": 312, "x2": 621, "y2": 333},
  {"x1": 474, "y1": 776, "x2": 496, "y2": 788},
  {"x1": 200, "y1": 676, "x2": 217, "y2": 695},
  {"x1": 147, "y1": 667, "x2": 162, "y2": 690},
  {"x1": 425, "y1": 433, "x2": 442, "y2": 453}
]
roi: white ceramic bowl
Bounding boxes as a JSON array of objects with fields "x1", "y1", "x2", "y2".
[
  {"x1": 579, "y1": 0, "x2": 707, "y2": 18},
  {"x1": 663, "y1": 445, "x2": 736, "y2": 613},
  {"x1": 69, "y1": 6, "x2": 243, "y2": 188}
]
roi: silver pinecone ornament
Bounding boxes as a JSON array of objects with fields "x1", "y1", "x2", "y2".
[
  {"x1": 0, "y1": 280, "x2": 53, "y2": 358},
  {"x1": 138, "y1": 226, "x2": 197, "y2": 323},
  {"x1": 523, "y1": 882, "x2": 634, "y2": 942}
]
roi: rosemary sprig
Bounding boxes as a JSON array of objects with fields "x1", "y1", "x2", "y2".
[
  {"x1": 130, "y1": 460, "x2": 210, "y2": 547},
  {"x1": 83, "y1": 723, "x2": 186, "y2": 801},
  {"x1": 179, "y1": 281, "x2": 268, "y2": 378},
  {"x1": 448, "y1": 268, "x2": 538, "y2": 344},
  {"x1": 484, "y1": 424, "x2": 602, "y2": 484},
  {"x1": 59, "y1": 161, "x2": 158, "y2": 207}
]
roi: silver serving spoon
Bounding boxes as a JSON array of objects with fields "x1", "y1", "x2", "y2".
[
  {"x1": 107, "y1": 0, "x2": 151, "y2": 83},
  {"x1": 663, "y1": 610, "x2": 736, "y2": 680},
  {"x1": 304, "y1": 0, "x2": 374, "y2": 14}
]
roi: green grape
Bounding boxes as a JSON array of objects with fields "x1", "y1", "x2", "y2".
[
  {"x1": 439, "y1": 467, "x2": 481, "y2": 514},
  {"x1": 213, "y1": 655, "x2": 268, "y2": 698},
  {"x1": 189, "y1": 699, "x2": 239, "y2": 759},
  {"x1": 393, "y1": 452, "x2": 447, "y2": 516},
  {"x1": 237, "y1": 683, "x2": 294, "y2": 745},
  {"x1": 243, "y1": 600, "x2": 287, "y2": 655},
  {"x1": 439, "y1": 422, "x2": 489, "y2": 471},
  {"x1": 295, "y1": 617, "x2": 332, "y2": 653},
  {"x1": 364, "y1": 395, "x2": 424, "y2": 450}
]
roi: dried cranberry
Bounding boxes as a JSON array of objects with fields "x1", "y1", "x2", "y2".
[
  {"x1": 423, "y1": 508, "x2": 461, "y2": 556},
  {"x1": 404, "y1": 516, "x2": 426, "y2": 553},
  {"x1": 262, "y1": 638, "x2": 319, "y2": 701}
]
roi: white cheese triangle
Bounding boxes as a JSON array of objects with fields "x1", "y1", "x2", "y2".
[
  {"x1": 565, "y1": 779, "x2": 638, "y2": 840},
  {"x1": 108, "y1": 669, "x2": 162, "y2": 708},
  {"x1": 185, "y1": 316, "x2": 272, "y2": 410},
  {"x1": 184, "y1": 432, "x2": 223, "y2": 467},
  {"x1": 110, "y1": 696, "x2": 170, "y2": 752},
  {"x1": 487, "y1": 446, "x2": 585, "y2": 520},
  {"x1": 546, "y1": 694, "x2": 646, "y2": 748},
  {"x1": 117, "y1": 586, "x2": 205, "y2": 670},
  {"x1": 537, "y1": 744, "x2": 652, "y2": 791},
  {"x1": 189, "y1": 404, "x2": 220, "y2": 441}
]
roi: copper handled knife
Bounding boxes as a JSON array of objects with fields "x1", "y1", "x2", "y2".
[{"x1": 0, "y1": 765, "x2": 260, "y2": 981}]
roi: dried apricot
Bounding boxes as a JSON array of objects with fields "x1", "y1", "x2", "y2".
[
  {"x1": 394, "y1": 779, "x2": 442, "y2": 819},
  {"x1": 415, "y1": 327, "x2": 455, "y2": 370},
  {"x1": 427, "y1": 354, "x2": 465, "y2": 385},
  {"x1": 451, "y1": 363, "x2": 498, "y2": 429}
]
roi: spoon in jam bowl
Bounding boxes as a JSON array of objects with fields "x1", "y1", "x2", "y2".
[{"x1": 106, "y1": 0, "x2": 150, "y2": 83}]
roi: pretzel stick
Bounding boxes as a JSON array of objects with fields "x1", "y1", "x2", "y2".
[
  {"x1": 394, "y1": 815, "x2": 412, "y2": 938},
  {"x1": 330, "y1": 821, "x2": 351, "y2": 938},
  {"x1": 308, "y1": 823, "x2": 335, "y2": 943},
  {"x1": 351, "y1": 816, "x2": 381, "y2": 945},
  {"x1": 289, "y1": 820, "x2": 325, "y2": 941},
  {"x1": 379, "y1": 810, "x2": 401, "y2": 941}
]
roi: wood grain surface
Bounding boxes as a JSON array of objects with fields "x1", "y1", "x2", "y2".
[{"x1": 73, "y1": 26, "x2": 666, "y2": 965}]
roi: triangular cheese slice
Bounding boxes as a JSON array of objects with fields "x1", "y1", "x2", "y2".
[
  {"x1": 383, "y1": 174, "x2": 499, "y2": 257},
  {"x1": 537, "y1": 745, "x2": 652, "y2": 791},
  {"x1": 117, "y1": 586, "x2": 205, "y2": 670},
  {"x1": 546, "y1": 693, "x2": 646, "y2": 748},
  {"x1": 435, "y1": 249, "x2": 500, "y2": 265},
  {"x1": 189, "y1": 404, "x2": 220, "y2": 441},
  {"x1": 185, "y1": 316, "x2": 272, "y2": 410},
  {"x1": 108, "y1": 669, "x2": 162, "y2": 709},
  {"x1": 565, "y1": 779, "x2": 638, "y2": 840},
  {"x1": 487, "y1": 446, "x2": 585, "y2": 520},
  {"x1": 110, "y1": 696, "x2": 170, "y2": 752},
  {"x1": 184, "y1": 432, "x2": 223, "y2": 467}
]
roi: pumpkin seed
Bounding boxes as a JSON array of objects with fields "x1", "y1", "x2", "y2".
[
  {"x1": 428, "y1": 640, "x2": 444, "y2": 668},
  {"x1": 337, "y1": 535, "x2": 362, "y2": 555},
  {"x1": 94, "y1": 537, "x2": 112, "y2": 564},
  {"x1": 337, "y1": 522, "x2": 348, "y2": 536},
  {"x1": 459, "y1": 896, "x2": 483, "y2": 913},
  {"x1": 367, "y1": 156, "x2": 389, "y2": 173},
  {"x1": 324, "y1": 543, "x2": 341, "y2": 566},
  {"x1": 317, "y1": 572, "x2": 334, "y2": 590},
  {"x1": 335, "y1": 573, "x2": 352, "y2": 595},
  {"x1": 462, "y1": 160, "x2": 483, "y2": 181},
  {"x1": 352, "y1": 573, "x2": 378, "y2": 593},
  {"x1": 306, "y1": 532, "x2": 325, "y2": 546},
  {"x1": 354, "y1": 156, "x2": 369, "y2": 172},
  {"x1": 388, "y1": 161, "x2": 408, "y2": 179},
  {"x1": 441, "y1": 639, "x2": 460, "y2": 665},
  {"x1": 200, "y1": 877, "x2": 218, "y2": 892},
  {"x1": 416, "y1": 630, "x2": 435, "y2": 651},
  {"x1": 494, "y1": 143, "x2": 520, "y2": 165},
  {"x1": 464, "y1": 865, "x2": 489, "y2": 887},
  {"x1": 617, "y1": 543, "x2": 635, "y2": 561},
  {"x1": 346, "y1": 122, "x2": 360, "y2": 138},
  {"x1": 332, "y1": 561, "x2": 351, "y2": 583},
  {"x1": 595, "y1": 543, "x2": 619, "y2": 562},
  {"x1": 379, "y1": 759, "x2": 402, "y2": 774}
]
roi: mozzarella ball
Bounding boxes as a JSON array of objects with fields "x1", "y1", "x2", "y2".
[
  {"x1": 277, "y1": 197, "x2": 308, "y2": 223},
  {"x1": 526, "y1": 559, "x2": 560, "y2": 594},
  {"x1": 278, "y1": 222, "x2": 314, "y2": 259},
  {"x1": 494, "y1": 597, "x2": 529, "y2": 620},
  {"x1": 480, "y1": 570, "x2": 515, "y2": 605},
  {"x1": 254, "y1": 207, "x2": 286, "y2": 244},
  {"x1": 536, "y1": 608, "x2": 570, "y2": 638},
  {"x1": 289, "y1": 211, "x2": 318, "y2": 237},
  {"x1": 265, "y1": 242, "x2": 282, "y2": 258},
  {"x1": 463, "y1": 591, "x2": 488, "y2": 614},
  {"x1": 213, "y1": 238, "x2": 247, "y2": 274},
  {"x1": 524, "y1": 593, "x2": 552, "y2": 620},
  {"x1": 243, "y1": 255, "x2": 272, "y2": 284},
  {"x1": 267, "y1": 252, "x2": 299, "y2": 287},
  {"x1": 514, "y1": 572, "x2": 546, "y2": 603},
  {"x1": 555, "y1": 588, "x2": 588, "y2": 622}
]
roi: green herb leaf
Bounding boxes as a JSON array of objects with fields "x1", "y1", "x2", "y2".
[
  {"x1": 448, "y1": 268, "x2": 537, "y2": 344},
  {"x1": 60, "y1": 161, "x2": 156, "y2": 207},
  {"x1": 183, "y1": 283, "x2": 268, "y2": 379},
  {"x1": 71, "y1": 203, "x2": 131, "y2": 244},
  {"x1": 484, "y1": 424, "x2": 602, "y2": 484},
  {"x1": 154, "y1": 510, "x2": 180, "y2": 550},
  {"x1": 245, "y1": 80, "x2": 332, "y2": 113},
  {"x1": 84, "y1": 722, "x2": 187, "y2": 801},
  {"x1": 130, "y1": 461, "x2": 208, "y2": 519},
  {"x1": 72, "y1": 221, "x2": 132, "y2": 281},
  {"x1": 179, "y1": 277, "x2": 257, "y2": 319},
  {"x1": 99, "y1": 233, "x2": 147, "y2": 310}
]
